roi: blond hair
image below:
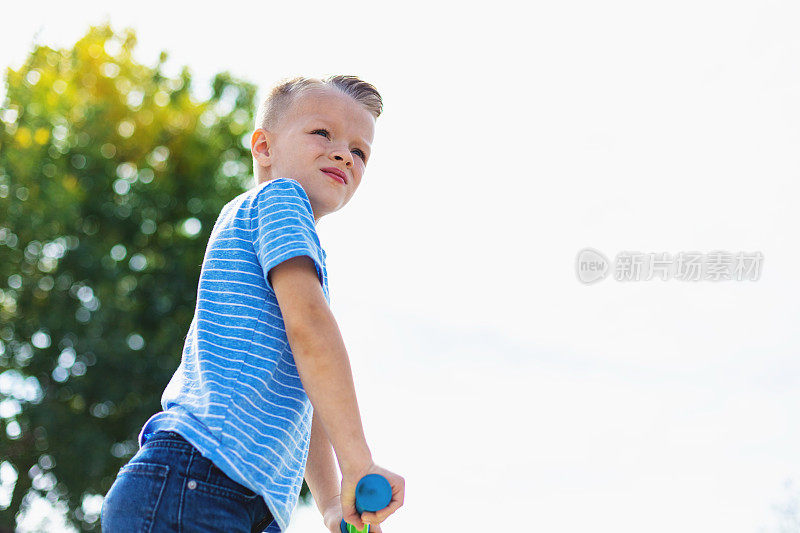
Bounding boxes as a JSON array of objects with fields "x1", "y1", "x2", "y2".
[{"x1": 255, "y1": 75, "x2": 382, "y2": 133}]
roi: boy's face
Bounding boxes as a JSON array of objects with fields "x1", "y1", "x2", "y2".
[{"x1": 251, "y1": 86, "x2": 376, "y2": 224}]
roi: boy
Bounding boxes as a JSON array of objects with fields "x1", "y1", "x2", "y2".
[{"x1": 100, "y1": 75, "x2": 404, "y2": 533}]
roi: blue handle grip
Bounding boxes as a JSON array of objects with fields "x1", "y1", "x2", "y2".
[{"x1": 339, "y1": 474, "x2": 392, "y2": 533}]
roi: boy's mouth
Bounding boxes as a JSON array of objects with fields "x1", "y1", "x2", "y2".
[{"x1": 320, "y1": 167, "x2": 347, "y2": 184}]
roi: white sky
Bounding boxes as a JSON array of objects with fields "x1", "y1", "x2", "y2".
[{"x1": 3, "y1": 1, "x2": 800, "y2": 531}]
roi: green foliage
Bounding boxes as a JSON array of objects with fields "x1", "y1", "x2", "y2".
[{"x1": 0, "y1": 23, "x2": 310, "y2": 531}]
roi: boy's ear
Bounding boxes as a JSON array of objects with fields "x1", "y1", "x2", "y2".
[{"x1": 251, "y1": 128, "x2": 274, "y2": 168}]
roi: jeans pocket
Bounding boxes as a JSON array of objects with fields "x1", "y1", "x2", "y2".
[
  {"x1": 179, "y1": 477, "x2": 257, "y2": 532},
  {"x1": 101, "y1": 462, "x2": 170, "y2": 533},
  {"x1": 188, "y1": 473, "x2": 260, "y2": 502}
]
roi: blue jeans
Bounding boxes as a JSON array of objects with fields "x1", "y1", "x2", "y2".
[{"x1": 101, "y1": 430, "x2": 275, "y2": 532}]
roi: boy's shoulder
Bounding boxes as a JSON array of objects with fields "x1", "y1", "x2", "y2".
[
  {"x1": 247, "y1": 178, "x2": 315, "y2": 218},
  {"x1": 215, "y1": 178, "x2": 308, "y2": 218},
  {"x1": 240, "y1": 178, "x2": 312, "y2": 209},
  {"x1": 212, "y1": 178, "x2": 317, "y2": 240}
]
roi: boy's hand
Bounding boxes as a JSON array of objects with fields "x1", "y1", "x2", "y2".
[
  {"x1": 322, "y1": 494, "x2": 384, "y2": 533},
  {"x1": 340, "y1": 463, "x2": 404, "y2": 531}
]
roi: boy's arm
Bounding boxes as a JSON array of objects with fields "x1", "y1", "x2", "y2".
[
  {"x1": 304, "y1": 408, "x2": 340, "y2": 515},
  {"x1": 270, "y1": 255, "x2": 373, "y2": 475}
]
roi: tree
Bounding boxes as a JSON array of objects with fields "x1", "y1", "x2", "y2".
[{"x1": 0, "y1": 23, "x2": 310, "y2": 531}]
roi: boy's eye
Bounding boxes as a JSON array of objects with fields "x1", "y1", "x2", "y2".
[{"x1": 312, "y1": 128, "x2": 366, "y2": 162}]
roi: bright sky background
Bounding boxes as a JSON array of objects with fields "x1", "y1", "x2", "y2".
[{"x1": 3, "y1": 1, "x2": 800, "y2": 531}]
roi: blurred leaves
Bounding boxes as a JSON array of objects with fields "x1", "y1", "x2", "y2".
[{"x1": 0, "y1": 23, "x2": 308, "y2": 531}]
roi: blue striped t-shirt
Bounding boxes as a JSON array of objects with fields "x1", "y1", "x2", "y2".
[{"x1": 137, "y1": 177, "x2": 329, "y2": 533}]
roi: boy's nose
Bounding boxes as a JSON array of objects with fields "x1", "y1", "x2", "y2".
[{"x1": 330, "y1": 149, "x2": 353, "y2": 167}]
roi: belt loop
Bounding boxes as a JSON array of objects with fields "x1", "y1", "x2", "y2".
[{"x1": 184, "y1": 443, "x2": 197, "y2": 482}]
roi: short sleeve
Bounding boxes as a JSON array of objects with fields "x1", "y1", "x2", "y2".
[{"x1": 250, "y1": 179, "x2": 326, "y2": 292}]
